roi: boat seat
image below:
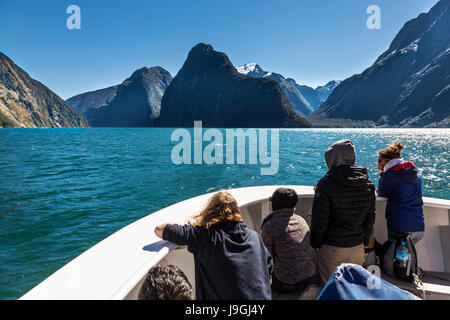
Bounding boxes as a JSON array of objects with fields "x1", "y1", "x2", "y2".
[
  {"x1": 439, "y1": 225, "x2": 450, "y2": 272},
  {"x1": 381, "y1": 271, "x2": 450, "y2": 300},
  {"x1": 271, "y1": 283, "x2": 322, "y2": 300},
  {"x1": 271, "y1": 271, "x2": 450, "y2": 300}
]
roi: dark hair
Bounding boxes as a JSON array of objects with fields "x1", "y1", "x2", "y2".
[
  {"x1": 271, "y1": 188, "x2": 298, "y2": 211},
  {"x1": 379, "y1": 142, "x2": 404, "y2": 161},
  {"x1": 138, "y1": 265, "x2": 194, "y2": 300}
]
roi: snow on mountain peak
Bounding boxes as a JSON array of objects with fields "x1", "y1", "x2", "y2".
[{"x1": 236, "y1": 63, "x2": 265, "y2": 75}]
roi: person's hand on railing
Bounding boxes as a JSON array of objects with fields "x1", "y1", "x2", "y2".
[{"x1": 154, "y1": 222, "x2": 177, "y2": 238}]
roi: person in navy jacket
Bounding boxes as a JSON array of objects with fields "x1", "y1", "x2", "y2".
[
  {"x1": 154, "y1": 190, "x2": 273, "y2": 300},
  {"x1": 377, "y1": 142, "x2": 425, "y2": 244}
]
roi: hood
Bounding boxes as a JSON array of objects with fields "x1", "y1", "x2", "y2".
[
  {"x1": 215, "y1": 220, "x2": 249, "y2": 243},
  {"x1": 391, "y1": 161, "x2": 419, "y2": 184},
  {"x1": 261, "y1": 208, "x2": 294, "y2": 228},
  {"x1": 325, "y1": 140, "x2": 356, "y2": 169},
  {"x1": 327, "y1": 165, "x2": 371, "y2": 188},
  {"x1": 384, "y1": 158, "x2": 403, "y2": 172}
]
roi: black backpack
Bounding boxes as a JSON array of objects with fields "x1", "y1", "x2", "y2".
[{"x1": 376, "y1": 233, "x2": 422, "y2": 283}]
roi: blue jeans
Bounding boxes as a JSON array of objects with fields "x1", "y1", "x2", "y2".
[{"x1": 388, "y1": 229, "x2": 424, "y2": 245}]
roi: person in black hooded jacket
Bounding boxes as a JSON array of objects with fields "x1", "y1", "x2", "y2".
[{"x1": 310, "y1": 139, "x2": 376, "y2": 284}]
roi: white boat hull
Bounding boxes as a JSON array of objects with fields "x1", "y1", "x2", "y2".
[{"x1": 20, "y1": 185, "x2": 450, "y2": 300}]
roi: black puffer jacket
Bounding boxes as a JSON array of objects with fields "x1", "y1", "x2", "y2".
[
  {"x1": 163, "y1": 220, "x2": 273, "y2": 300},
  {"x1": 310, "y1": 165, "x2": 376, "y2": 248}
]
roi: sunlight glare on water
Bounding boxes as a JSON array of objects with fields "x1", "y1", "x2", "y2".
[{"x1": 0, "y1": 128, "x2": 448, "y2": 299}]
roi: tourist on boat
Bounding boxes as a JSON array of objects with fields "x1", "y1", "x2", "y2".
[
  {"x1": 138, "y1": 264, "x2": 194, "y2": 300},
  {"x1": 377, "y1": 142, "x2": 425, "y2": 244},
  {"x1": 154, "y1": 190, "x2": 273, "y2": 300},
  {"x1": 310, "y1": 139, "x2": 376, "y2": 284},
  {"x1": 261, "y1": 188, "x2": 317, "y2": 294}
]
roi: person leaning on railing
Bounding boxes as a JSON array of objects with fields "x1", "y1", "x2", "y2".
[
  {"x1": 377, "y1": 142, "x2": 425, "y2": 245},
  {"x1": 154, "y1": 190, "x2": 273, "y2": 300}
]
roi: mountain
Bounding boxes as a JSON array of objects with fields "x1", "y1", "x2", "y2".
[
  {"x1": 310, "y1": 0, "x2": 450, "y2": 127},
  {"x1": 314, "y1": 81, "x2": 342, "y2": 105},
  {"x1": 66, "y1": 85, "x2": 120, "y2": 115},
  {"x1": 236, "y1": 63, "x2": 340, "y2": 112},
  {"x1": 77, "y1": 67, "x2": 172, "y2": 127},
  {"x1": 0, "y1": 52, "x2": 88, "y2": 128},
  {"x1": 294, "y1": 85, "x2": 321, "y2": 111},
  {"x1": 296, "y1": 80, "x2": 341, "y2": 110},
  {"x1": 236, "y1": 63, "x2": 266, "y2": 78},
  {"x1": 156, "y1": 44, "x2": 311, "y2": 128},
  {"x1": 236, "y1": 63, "x2": 314, "y2": 116}
]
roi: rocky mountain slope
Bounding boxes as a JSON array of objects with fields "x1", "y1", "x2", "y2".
[
  {"x1": 0, "y1": 52, "x2": 88, "y2": 128},
  {"x1": 310, "y1": 0, "x2": 450, "y2": 127},
  {"x1": 296, "y1": 80, "x2": 341, "y2": 110},
  {"x1": 66, "y1": 85, "x2": 119, "y2": 115},
  {"x1": 236, "y1": 63, "x2": 314, "y2": 116},
  {"x1": 157, "y1": 44, "x2": 311, "y2": 128},
  {"x1": 72, "y1": 67, "x2": 172, "y2": 127}
]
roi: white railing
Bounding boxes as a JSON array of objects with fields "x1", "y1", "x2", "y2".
[{"x1": 20, "y1": 185, "x2": 450, "y2": 300}]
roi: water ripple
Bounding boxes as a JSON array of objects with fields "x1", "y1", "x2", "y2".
[{"x1": 0, "y1": 128, "x2": 448, "y2": 299}]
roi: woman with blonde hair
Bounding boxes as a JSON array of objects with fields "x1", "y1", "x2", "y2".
[
  {"x1": 377, "y1": 142, "x2": 425, "y2": 244},
  {"x1": 154, "y1": 190, "x2": 273, "y2": 300}
]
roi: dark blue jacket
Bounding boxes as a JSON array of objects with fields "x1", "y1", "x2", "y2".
[
  {"x1": 377, "y1": 161, "x2": 424, "y2": 233},
  {"x1": 163, "y1": 220, "x2": 273, "y2": 300}
]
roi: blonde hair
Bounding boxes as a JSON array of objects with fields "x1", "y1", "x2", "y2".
[
  {"x1": 379, "y1": 142, "x2": 404, "y2": 161},
  {"x1": 193, "y1": 191, "x2": 242, "y2": 229}
]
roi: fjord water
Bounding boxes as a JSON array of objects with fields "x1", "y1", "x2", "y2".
[{"x1": 0, "y1": 128, "x2": 449, "y2": 299}]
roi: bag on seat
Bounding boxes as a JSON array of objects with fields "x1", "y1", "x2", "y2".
[
  {"x1": 316, "y1": 263, "x2": 420, "y2": 300},
  {"x1": 376, "y1": 233, "x2": 422, "y2": 283}
]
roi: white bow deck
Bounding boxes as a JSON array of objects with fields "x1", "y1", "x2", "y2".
[{"x1": 20, "y1": 185, "x2": 450, "y2": 300}]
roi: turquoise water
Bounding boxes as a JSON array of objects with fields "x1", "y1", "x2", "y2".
[{"x1": 0, "y1": 128, "x2": 449, "y2": 299}]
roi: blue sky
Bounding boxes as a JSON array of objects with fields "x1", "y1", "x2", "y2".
[{"x1": 0, "y1": 0, "x2": 438, "y2": 99}]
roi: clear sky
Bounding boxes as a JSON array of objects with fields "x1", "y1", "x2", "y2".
[{"x1": 0, "y1": 0, "x2": 439, "y2": 99}]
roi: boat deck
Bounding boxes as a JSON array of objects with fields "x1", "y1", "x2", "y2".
[
  {"x1": 19, "y1": 186, "x2": 450, "y2": 300},
  {"x1": 272, "y1": 284, "x2": 322, "y2": 300},
  {"x1": 381, "y1": 271, "x2": 450, "y2": 300},
  {"x1": 271, "y1": 271, "x2": 450, "y2": 300}
]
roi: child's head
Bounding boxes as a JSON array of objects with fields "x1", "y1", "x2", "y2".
[
  {"x1": 270, "y1": 188, "x2": 298, "y2": 211},
  {"x1": 138, "y1": 264, "x2": 194, "y2": 300},
  {"x1": 193, "y1": 191, "x2": 242, "y2": 229}
]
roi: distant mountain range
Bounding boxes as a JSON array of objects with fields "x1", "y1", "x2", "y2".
[
  {"x1": 297, "y1": 80, "x2": 341, "y2": 110},
  {"x1": 236, "y1": 63, "x2": 340, "y2": 115},
  {"x1": 236, "y1": 63, "x2": 313, "y2": 116},
  {"x1": 3, "y1": 0, "x2": 447, "y2": 128},
  {"x1": 156, "y1": 43, "x2": 311, "y2": 128},
  {"x1": 72, "y1": 67, "x2": 173, "y2": 127},
  {"x1": 67, "y1": 52, "x2": 313, "y2": 128},
  {"x1": 67, "y1": 59, "x2": 335, "y2": 127},
  {"x1": 66, "y1": 85, "x2": 119, "y2": 115},
  {"x1": 0, "y1": 52, "x2": 88, "y2": 128},
  {"x1": 310, "y1": 0, "x2": 450, "y2": 128}
]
